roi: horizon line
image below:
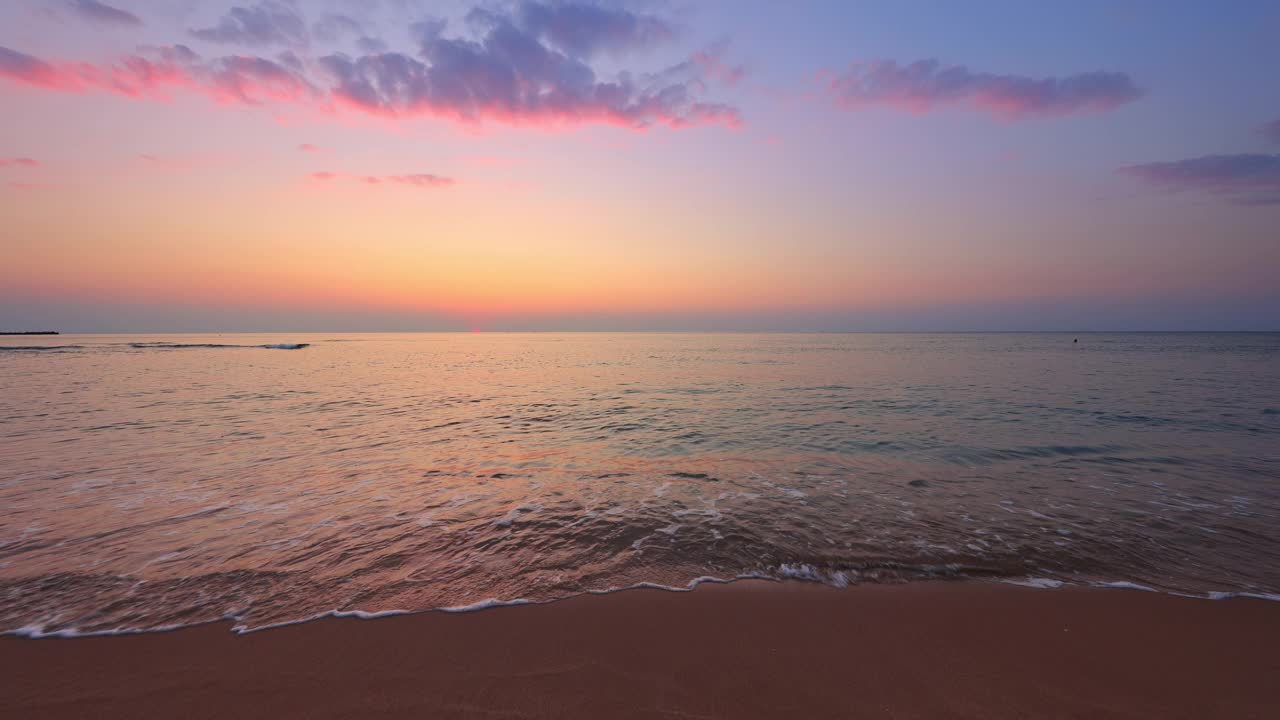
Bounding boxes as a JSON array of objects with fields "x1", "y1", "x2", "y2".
[{"x1": 9, "y1": 329, "x2": 1280, "y2": 335}]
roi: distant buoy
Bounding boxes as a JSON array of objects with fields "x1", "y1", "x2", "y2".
[{"x1": 1074, "y1": 338, "x2": 1078, "y2": 343}]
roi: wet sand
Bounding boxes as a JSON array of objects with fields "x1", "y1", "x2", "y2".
[{"x1": 3, "y1": 581, "x2": 1277, "y2": 719}]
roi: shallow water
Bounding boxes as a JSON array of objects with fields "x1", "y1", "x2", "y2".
[{"x1": 2, "y1": 332, "x2": 1278, "y2": 634}]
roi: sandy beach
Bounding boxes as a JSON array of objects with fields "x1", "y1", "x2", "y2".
[{"x1": 3, "y1": 580, "x2": 1277, "y2": 719}]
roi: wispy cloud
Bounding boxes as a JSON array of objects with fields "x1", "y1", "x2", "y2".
[
  {"x1": 355, "y1": 37, "x2": 387, "y2": 54},
  {"x1": 66, "y1": 0, "x2": 143, "y2": 27},
  {"x1": 691, "y1": 46, "x2": 746, "y2": 88},
  {"x1": 514, "y1": 1, "x2": 675, "y2": 57},
  {"x1": 0, "y1": 157, "x2": 40, "y2": 168},
  {"x1": 0, "y1": 44, "x2": 315, "y2": 105},
  {"x1": 297, "y1": 143, "x2": 326, "y2": 153},
  {"x1": 0, "y1": 46, "x2": 80, "y2": 92},
  {"x1": 1261, "y1": 118, "x2": 1280, "y2": 144},
  {"x1": 0, "y1": 2, "x2": 739, "y2": 132},
  {"x1": 311, "y1": 14, "x2": 363, "y2": 44},
  {"x1": 1118, "y1": 153, "x2": 1280, "y2": 206},
  {"x1": 826, "y1": 59, "x2": 1142, "y2": 120},
  {"x1": 190, "y1": 1, "x2": 308, "y2": 48},
  {"x1": 308, "y1": 171, "x2": 454, "y2": 188},
  {"x1": 134, "y1": 152, "x2": 235, "y2": 172}
]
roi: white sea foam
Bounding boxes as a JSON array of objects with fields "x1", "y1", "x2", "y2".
[
  {"x1": 777, "y1": 563, "x2": 850, "y2": 587},
  {"x1": 235, "y1": 608, "x2": 413, "y2": 634},
  {"x1": 1003, "y1": 577, "x2": 1067, "y2": 589},
  {"x1": 1002, "y1": 578, "x2": 1280, "y2": 602},
  {"x1": 585, "y1": 573, "x2": 766, "y2": 596},
  {"x1": 1093, "y1": 581, "x2": 1157, "y2": 592},
  {"x1": 9, "y1": 573, "x2": 1277, "y2": 639},
  {"x1": 441, "y1": 598, "x2": 532, "y2": 612},
  {"x1": 1206, "y1": 591, "x2": 1280, "y2": 602},
  {"x1": 12, "y1": 622, "x2": 192, "y2": 639}
]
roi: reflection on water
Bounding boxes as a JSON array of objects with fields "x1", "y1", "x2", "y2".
[{"x1": 2, "y1": 332, "x2": 1279, "y2": 633}]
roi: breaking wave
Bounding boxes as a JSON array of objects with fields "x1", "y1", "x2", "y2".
[
  {"x1": 0, "y1": 345, "x2": 86, "y2": 352},
  {"x1": 128, "y1": 342, "x2": 310, "y2": 350}
]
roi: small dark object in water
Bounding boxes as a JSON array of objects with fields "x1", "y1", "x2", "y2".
[
  {"x1": 908, "y1": 479, "x2": 929, "y2": 488},
  {"x1": 1073, "y1": 338, "x2": 1078, "y2": 343},
  {"x1": 669, "y1": 472, "x2": 720, "y2": 481}
]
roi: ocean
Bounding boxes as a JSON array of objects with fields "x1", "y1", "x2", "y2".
[{"x1": 2, "y1": 332, "x2": 1278, "y2": 635}]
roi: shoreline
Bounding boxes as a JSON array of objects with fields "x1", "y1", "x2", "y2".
[
  {"x1": 4, "y1": 580, "x2": 1278, "y2": 719},
  {"x1": 8, "y1": 575, "x2": 1279, "y2": 639}
]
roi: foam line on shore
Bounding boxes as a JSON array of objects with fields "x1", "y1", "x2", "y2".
[{"x1": 7, "y1": 574, "x2": 1278, "y2": 639}]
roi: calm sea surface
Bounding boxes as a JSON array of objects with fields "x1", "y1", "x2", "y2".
[{"x1": 2, "y1": 333, "x2": 1278, "y2": 634}]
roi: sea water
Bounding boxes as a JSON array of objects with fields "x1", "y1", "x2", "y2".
[{"x1": 2, "y1": 332, "x2": 1278, "y2": 634}]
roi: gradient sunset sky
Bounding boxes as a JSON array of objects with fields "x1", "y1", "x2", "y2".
[{"x1": 2, "y1": 0, "x2": 1278, "y2": 332}]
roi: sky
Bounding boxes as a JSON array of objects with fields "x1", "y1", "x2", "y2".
[{"x1": 1, "y1": 0, "x2": 1278, "y2": 332}]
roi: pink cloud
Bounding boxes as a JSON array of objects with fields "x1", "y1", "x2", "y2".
[
  {"x1": 0, "y1": 44, "x2": 313, "y2": 107},
  {"x1": 0, "y1": 3, "x2": 740, "y2": 132},
  {"x1": 385, "y1": 174, "x2": 453, "y2": 188},
  {"x1": 297, "y1": 143, "x2": 326, "y2": 153},
  {"x1": 136, "y1": 153, "x2": 230, "y2": 171},
  {"x1": 826, "y1": 59, "x2": 1142, "y2": 120},
  {"x1": 308, "y1": 171, "x2": 454, "y2": 188},
  {"x1": 0, "y1": 46, "x2": 93, "y2": 93},
  {"x1": 0, "y1": 157, "x2": 39, "y2": 168},
  {"x1": 690, "y1": 42, "x2": 746, "y2": 88}
]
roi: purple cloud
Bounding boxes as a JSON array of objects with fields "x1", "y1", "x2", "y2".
[
  {"x1": 312, "y1": 14, "x2": 362, "y2": 44},
  {"x1": 317, "y1": 12, "x2": 740, "y2": 129},
  {"x1": 1118, "y1": 154, "x2": 1280, "y2": 206},
  {"x1": 190, "y1": 1, "x2": 307, "y2": 48},
  {"x1": 0, "y1": 2, "x2": 739, "y2": 132},
  {"x1": 513, "y1": 1, "x2": 675, "y2": 57},
  {"x1": 827, "y1": 59, "x2": 1142, "y2": 120},
  {"x1": 356, "y1": 37, "x2": 387, "y2": 54},
  {"x1": 207, "y1": 54, "x2": 315, "y2": 104},
  {"x1": 67, "y1": 0, "x2": 143, "y2": 27}
]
